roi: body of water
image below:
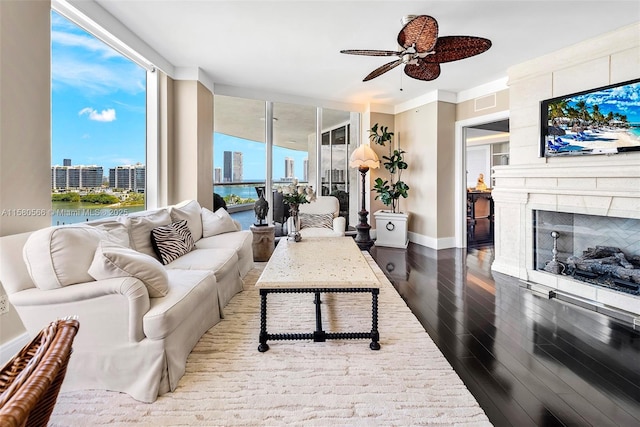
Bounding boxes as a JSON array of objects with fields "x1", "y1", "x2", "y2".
[
  {"x1": 51, "y1": 201, "x2": 145, "y2": 225},
  {"x1": 52, "y1": 185, "x2": 266, "y2": 227},
  {"x1": 214, "y1": 184, "x2": 262, "y2": 199}
]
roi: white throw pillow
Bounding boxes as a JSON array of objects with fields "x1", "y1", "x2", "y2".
[
  {"x1": 201, "y1": 207, "x2": 239, "y2": 237},
  {"x1": 170, "y1": 200, "x2": 203, "y2": 242},
  {"x1": 88, "y1": 240, "x2": 169, "y2": 298},
  {"x1": 23, "y1": 225, "x2": 108, "y2": 290},
  {"x1": 88, "y1": 218, "x2": 131, "y2": 247},
  {"x1": 128, "y1": 209, "x2": 172, "y2": 259}
]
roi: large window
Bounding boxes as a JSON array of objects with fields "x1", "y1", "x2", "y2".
[
  {"x1": 50, "y1": 10, "x2": 147, "y2": 225},
  {"x1": 213, "y1": 96, "x2": 265, "y2": 206},
  {"x1": 213, "y1": 95, "x2": 358, "y2": 231}
]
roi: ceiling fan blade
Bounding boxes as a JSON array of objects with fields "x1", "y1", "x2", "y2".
[
  {"x1": 404, "y1": 61, "x2": 441, "y2": 81},
  {"x1": 397, "y1": 15, "x2": 438, "y2": 53},
  {"x1": 363, "y1": 59, "x2": 403, "y2": 81},
  {"x1": 424, "y1": 36, "x2": 492, "y2": 63},
  {"x1": 340, "y1": 49, "x2": 402, "y2": 57}
]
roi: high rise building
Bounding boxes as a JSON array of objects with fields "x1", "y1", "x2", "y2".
[
  {"x1": 223, "y1": 151, "x2": 232, "y2": 182},
  {"x1": 51, "y1": 167, "x2": 67, "y2": 189},
  {"x1": 284, "y1": 157, "x2": 294, "y2": 179},
  {"x1": 109, "y1": 163, "x2": 146, "y2": 192},
  {"x1": 223, "y1": 151, "x2": 243, "y2": 182},
  {"x1": 51, "y1": 165, "x2": 104, "y2": 189},
  {"x1": 63, "y1": 158, "x2": 71, "y2": 166},
  {"x1": 232, "y1": 152, "x2": 243, "y2": 182},
  {"x1": 303, "y1": 158, "x2": 309, "y2": 182},
  {"x1": 81, "y1": 166, "x2": 103, "y2": 188},
  {"x1": 214, "y1": 167, "x2": 222, "y2": 183}
]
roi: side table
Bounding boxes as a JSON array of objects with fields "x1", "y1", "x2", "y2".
[{"x1": 250, "y1": 225, "x2": 275, "y2": 262}]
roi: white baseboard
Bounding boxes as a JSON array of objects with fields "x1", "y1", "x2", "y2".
[
  {"x1": 0, "y1": 332, "x2": 29, "y2": 366},
  {"x1": 371, "y1": 230, "x2": 459, "y2": 250},
  {"x1": 407, "y1": 232, "x2": 457, "y2": 250}
]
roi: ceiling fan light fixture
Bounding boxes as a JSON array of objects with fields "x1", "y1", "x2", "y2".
[
  {"x1": 341, "y1": 15, "x2": 491, "y2": 82},
  {"x1": 401, "y1": 15, "x2": 418, "y2": 26}
]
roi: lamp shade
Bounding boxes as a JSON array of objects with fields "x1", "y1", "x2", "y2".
[{"x1": 349, "y1": 144, "x2": 380, "y2": 169}]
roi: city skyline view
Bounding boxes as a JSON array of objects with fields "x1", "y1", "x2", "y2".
[
  {"x1": 214, "y1": 133, "x2": 309, "y2": 182},
  {"x1": 52, "y1": 10, "x2": 308, "y2": 183},
  {"x1": 51, "y1": 11, "x2": 147, "y2": 172}
]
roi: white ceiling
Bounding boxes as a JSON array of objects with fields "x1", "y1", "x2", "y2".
[{"x1": 92, "y1": 0, "x2": 640, "y2": 108}]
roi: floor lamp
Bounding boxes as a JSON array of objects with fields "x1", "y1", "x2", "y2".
[{"x1": 349, "y1": 144, "x2": 379, "y2": 251}]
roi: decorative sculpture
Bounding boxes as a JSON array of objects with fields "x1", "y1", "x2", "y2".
[
  {"x1": 254, "y1": 193, "x2": 269, "y2": 226},
  {"x1": 475, "y1": 173, "x2": 487, "y2": 191}
]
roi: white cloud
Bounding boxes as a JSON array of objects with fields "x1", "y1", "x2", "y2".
[
  {"x1": 51, "y1": 30, "x2": 120, "y2": 60},
  {"x1": 52, "y1": 55, "x2": 145, "y2": 95},
  {"x1": 79, "y1": 108, "x2": 117, "y2": 122}
]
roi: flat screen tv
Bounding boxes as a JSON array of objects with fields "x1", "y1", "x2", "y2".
[{"x1": 540, "y1": 78, "x2": 640, "y2": 157}]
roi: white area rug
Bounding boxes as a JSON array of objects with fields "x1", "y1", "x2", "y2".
[{"x1": 50, "y1": 255, "x2": 491, "y2": 426}]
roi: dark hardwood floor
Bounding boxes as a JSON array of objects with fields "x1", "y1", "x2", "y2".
[{"x1": 370, "y1": 243, "x2": 640, "y2": 427}]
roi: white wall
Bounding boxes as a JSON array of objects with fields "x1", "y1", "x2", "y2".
[
  {"x1": 0, "y1": 0, "x2": 52, "y2": 236},
  {"x1": 0, "y1": 0, "x2": 52, "y2": 356},
  {"x1": 172, "y1": 80, "x2": 214, "y2": 209},
  {"x1": 492, "y1": 22, "x2": 640, "y2": 280}
]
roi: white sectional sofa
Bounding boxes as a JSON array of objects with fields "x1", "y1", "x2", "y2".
[{"x1": 0, "y1": 200, "x2": 253, "y2": 402}]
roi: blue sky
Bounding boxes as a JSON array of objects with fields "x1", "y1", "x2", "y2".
[
  {"x1": 570, "y1": 82, "x2": 640, "y2": 124},
  {"x1": 51, "y1": 11, "x2": 146, "y2": 171},
  {"x1": 52, "y1": 11, "x2": 306, "y2": 181},
  {"x1": 214, "y1": 133, "x2": 308, "y2": 181}
]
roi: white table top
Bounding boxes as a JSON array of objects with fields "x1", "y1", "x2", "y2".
[{"x1": 255, "y1": 237, "x2": 381, "y2": 289}]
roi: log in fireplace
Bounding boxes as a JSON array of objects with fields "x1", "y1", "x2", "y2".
[{"x1": 534, "y1": 211, "x2": 640, "y2": 296}]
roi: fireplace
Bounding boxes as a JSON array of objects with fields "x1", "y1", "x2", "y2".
[
  {"x1": 533, "y1": 211, "x2": 640, "y2": 295},
  {"x1": 490, "y1": 160, "x2": 640, "y2": 320}
]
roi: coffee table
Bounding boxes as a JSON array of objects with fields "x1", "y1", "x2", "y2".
[{"x1": 255, "y1": 237, "x2": 381, "y2": 352}]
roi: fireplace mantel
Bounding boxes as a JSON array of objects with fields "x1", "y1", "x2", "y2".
[{"x1": 491, "y1": 159, "x2": 640, "y2": 318}]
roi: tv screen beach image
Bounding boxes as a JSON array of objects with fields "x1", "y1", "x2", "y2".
[{"x1": 542, "y1": 79, "x2": 640, "y2": 157}]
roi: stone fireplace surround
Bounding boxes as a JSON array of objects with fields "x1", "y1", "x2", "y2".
[{"x1": 491, "y1": 160, "x2": 640, "y2": 320}]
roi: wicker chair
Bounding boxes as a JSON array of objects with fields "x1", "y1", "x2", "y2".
[{"x1": 0, "y1": 317, "x2": 80, "y2": 427}]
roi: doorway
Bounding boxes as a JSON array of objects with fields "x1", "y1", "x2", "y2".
[
  {"x1": 465, "y1": 120, "x2": 509, "y2": 248},
  {"x1": 454, "y1": 113, "x2": 510, "y2": 248}
]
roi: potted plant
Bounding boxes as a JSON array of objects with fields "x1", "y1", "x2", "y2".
[{"x1": 369, "y1": 123, "x2": 410, "y2": 248}]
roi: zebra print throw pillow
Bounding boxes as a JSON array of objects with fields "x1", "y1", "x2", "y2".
[
  {"x1": 150, "y1": 220, "x2": 195, "y2": 265},
  {"x1": 299, "y1": 213, "x2": 334, "y2": 230}
]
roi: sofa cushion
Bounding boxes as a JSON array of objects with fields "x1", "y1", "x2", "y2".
[
  {"x1": 128, "y1": 209, "x2": 172, "y2": 259},
  {"x1": 150, "y1": 220, "x2": 195, "y2": 265},
  {"x1": 195, "y1": 230, "x2": 254, "y2": 278},
  {"x1": 90, "y1": 219, "x2": 131, "y2": 247},
  {"x1": 23, "y1": 225, "x2": 108, "y2": 290},
  {"x1": 164, "y1": 247, "x2": 237, "y2": 274},
  {"x1": 88, "y1": 240, "x2": 169, "y2": 297},
  {"x1": 300, "y1": 212, "x2": 334, "y2": 229},
  {"x1": 164, "y1": 248, "x2": 241, "y2": 311},
  {"x1": 143, "y1": 269, "x2": 218, "y2": 340},
  {"x1": 195, "y1": 230, "x2": 251, "y2": 253},
  {"x1": 201, "y1": 207, "x2": 238, "y2": 237},
  {"x1": 170, "y1": 200, "x2": 203, "y2": 243}
]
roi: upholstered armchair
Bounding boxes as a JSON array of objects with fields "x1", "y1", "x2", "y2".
[{"x1": 287, "y1": 196, "x2": 345, "y2": 237}]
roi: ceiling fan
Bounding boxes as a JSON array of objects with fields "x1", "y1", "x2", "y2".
[{"x1": 340, "y1": 15, "x2": 492, "y2": 82}]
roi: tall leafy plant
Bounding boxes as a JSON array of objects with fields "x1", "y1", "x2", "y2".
[{"x1": 369, "y1": 124, "x2": 409, "y2": 213}]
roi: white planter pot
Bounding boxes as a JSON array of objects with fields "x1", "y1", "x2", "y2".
[{"x1": 374, "y1": 210, "x2": 409, "y2": 249}]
